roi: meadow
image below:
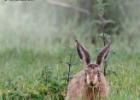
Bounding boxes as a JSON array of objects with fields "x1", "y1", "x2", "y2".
[
  {"x1": 0, "y1": 0, "x2": 140, "y2": 99},
  {"x1": 0, "y1": 32, "x2": 140, "y2": 100}
]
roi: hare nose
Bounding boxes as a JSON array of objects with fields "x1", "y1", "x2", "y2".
[{"x1": 90, "y1": 82, "x2": 94, "y2": 86}]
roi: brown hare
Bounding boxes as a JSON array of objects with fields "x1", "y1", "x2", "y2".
[{"x1": 65, "y1": 40, "x2": 111, "y2": 100}]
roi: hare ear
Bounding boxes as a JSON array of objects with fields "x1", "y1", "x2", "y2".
[
  {"x1": 96, "y1": 42, "x2": 111, "y2": 65},
  {"x1": 75, "y1": 40, "x2": 90, "y2": 65}
]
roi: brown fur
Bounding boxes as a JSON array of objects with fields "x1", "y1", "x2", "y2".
[
  {"x1": 65, "y1": 71, "x2": 109, "y2": 100},
  {"x1": 65, "y1": 40, "x2": 111, "y2": 100}
]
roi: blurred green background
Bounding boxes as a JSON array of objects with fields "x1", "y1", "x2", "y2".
[{"x1": 0, "y1": 0, "x2": 140, "y2": 100}]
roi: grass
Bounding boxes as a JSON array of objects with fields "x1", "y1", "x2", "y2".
[{"x1": 0, "y1": 33, "x2": 140, "y2": 100}]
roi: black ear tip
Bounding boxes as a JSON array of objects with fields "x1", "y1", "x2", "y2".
[
  {"x1": 75, "y1": 40, "x2": 80, "y2": 47},
  {"x1": 75, "y1": 40, "x2": 79, "y2": 44}
]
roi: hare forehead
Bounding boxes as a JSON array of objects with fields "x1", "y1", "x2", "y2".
[
  {"x1": 88, "y1": 63, "x2": 99, "y2": 67},
  {"x1": 87, "y1": 67, "x2": 99, "y2": 72}
]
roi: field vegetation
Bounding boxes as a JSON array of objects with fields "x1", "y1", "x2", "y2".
[{"x1": 0, "y1": 0, "x2": 140, "y2": 100}]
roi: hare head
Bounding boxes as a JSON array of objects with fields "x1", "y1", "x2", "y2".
[{"x1": 75, "y1": 40, "x2": 111, "y2": 87}]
